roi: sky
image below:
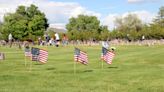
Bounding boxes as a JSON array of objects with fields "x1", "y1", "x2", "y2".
[{"x1": 0, "y1": 0, "x2": 163, "y2": 30}]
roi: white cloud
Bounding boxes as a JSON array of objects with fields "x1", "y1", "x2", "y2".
[
  {"x1": 0, "y1": 0, "x2": 33, "y2": 22},
  {"x1": 127, "y1": 0, "x2": 162, "y2": 3},
  {"x1": 102, "y1": 14, "x2": 118, "y2": 30},
  {"x1": 102, "y1": 10, "x2": 156, "y2": 30},
  {"x1": 50, "y1": 23, "x2": 66, "y2": 30},
  {"x1": 130, "y1": 10, "x2": 156, "y2": 23},
  {"x1": 70, "y1": 6, "x2": 101, "y2": 19},
  {"x1": 128, "y1": 0, "x2": 143, "y2": 3}
]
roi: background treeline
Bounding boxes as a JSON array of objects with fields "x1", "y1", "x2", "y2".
[
  {"x1": 66, "y1": 6, "x2": 164, "y2": 41},
  {"x1": 0, "y1": 5, "x2": 163, "y2": 41}
]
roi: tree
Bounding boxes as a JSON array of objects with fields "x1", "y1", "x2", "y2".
[
  {"x1": 154, "y1": 6, "x2": 164, "y2": 28},
  {"x1": 99, "y1": 25, "x2": 110, "y2": 40},
  {"x1": 2, "y1": 4, "x2": 49, "y2": 40},
  {"x1": 114, "y1": 16, "x2": 125, "y2": 31},
  {"x1": 114, "y1": 13, "x2": 142, "y2": 32},
  {"x1": 0, "y1": 21, "x2": 3, "y2": 40},
  {"x1": 124, "y1": 14, "x2": 142, "y2": 32},
  {"x1": 66, "y1": 14, "x2": 109, "y2": 40},
  {"x1": 113, "y1": 13, "x2": 143, "y2": 40},
  {"x1": 66, "y1": 15, "x2": 100, "y2": 32},
  {"x1": 150, "y1": 6, "x2": 164, "y2": 39}
]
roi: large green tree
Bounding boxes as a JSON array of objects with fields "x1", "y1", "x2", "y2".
[
  {"x1": 66, "y1": 15, "x2": 109, "y2": 40},
  {"x1": 2, "y1": 4, "x2": 49, "y2": 40},
  {"x1": 66, "y1": 15, "x2": 100, "y2": 32}
]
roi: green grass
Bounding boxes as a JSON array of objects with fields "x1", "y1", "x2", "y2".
[{"x1": 0, "y1": 45, "x2": 164, "y2": 92}]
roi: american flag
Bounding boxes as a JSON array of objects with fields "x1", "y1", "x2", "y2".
[
  {"x1": 31, "y1": 47, "x2": 48, "y2": 63},
  {"x1": 38, "y1": 49, "x2": 48, "y2": 63},
  {"x1": 101, "y1": 47, "x2": 115, "y2": 64},
  {"x1": 24, "y1": 48, "x2": 31, "y2": 57},
  {"x1": 74, "y1": 48, "x2": 88, "y2": 65}
]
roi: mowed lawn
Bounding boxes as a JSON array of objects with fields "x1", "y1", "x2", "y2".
[{"x1": 0, "y1": 45, "x2": 164, "y2": 92}]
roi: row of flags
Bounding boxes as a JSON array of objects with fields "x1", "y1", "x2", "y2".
[
  {"x1": 74, "y1": 47, "x2": 115, "y2": 65},
  {"x1": 25, "y1": 47, "x2": 48, "y2": 64},
  {"x1": 2, "y1": 47, "x2": 114, "y2": 65}
]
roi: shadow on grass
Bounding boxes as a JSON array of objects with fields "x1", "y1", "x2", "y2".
[
  {"x1": 107, "y1": 66, "x2": 118, "y2": 69},
  {"x1": 34, "y1": 63, "x2": 43, "y2": 65},
  {"x1": 54, "y1": 70, "x2": 93, "y2": 74},
  {"x1": 46, "y1": 67, "x2": 56, "y2": 70},
  {"x1": 83, "y1": 70, "x2": 93, "y2": 72}
]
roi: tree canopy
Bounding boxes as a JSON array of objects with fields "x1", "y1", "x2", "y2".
[
  {"x1": 114, "y1": 13, "x2": 142, "y2": 32},
  {"x1": 112, "y1": 6, "x2": 164, "y2": 40},
  {"x1": 66, "y1": 15, "x2": 109, "y2": 40}
]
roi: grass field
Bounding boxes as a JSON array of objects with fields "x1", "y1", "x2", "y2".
[{"x1": 0, "y1": 45, "x2": 164, "y2": 92}]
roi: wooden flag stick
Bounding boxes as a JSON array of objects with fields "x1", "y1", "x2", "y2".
[
  {"x1": 74, "y1": 61, "x2": 76, "y2": 75},
  {"x1": 74, "y1": 47, "x2": 77, "y2": 75},
  {"x1": 101, "y1": 60, "x2": 104, "y2": 70},
  {"x1": 24, "y1": 56, "x2": 27, "y2": 67},
  {"x1": 29, "y1": 61, "x2": 33, "y2": 72}
]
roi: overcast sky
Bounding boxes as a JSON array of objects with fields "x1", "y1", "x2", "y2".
[{"x1": 0, "y1": 0, "x2": 163, "y2": 30}]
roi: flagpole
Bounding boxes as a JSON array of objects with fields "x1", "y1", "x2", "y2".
[
  {"x1": 29, "y1": 61, "x2": 32, "y2": 72},
  {"x1": 74, "y1": 47, "x2": 77, "y2": 75},
  {"x1": 74, "y1": 61, "x2": 76, "y2": 75},
  {"x1": 24, "y1": 56, "x2": 27, "y2": 67},
  {"x1": 101, "y1": 60, "x2": 104, "y2": 70}
]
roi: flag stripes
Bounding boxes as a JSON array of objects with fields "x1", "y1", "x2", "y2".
[
  {"x1": 38, "y1": 49, "x2": 48, "y2": 63},
  {"x1": 78, "y1": 51, "x2": 88, "y2": 65},
  {"x1": 25, "y1": 51, "x2": 31, "y2": 57},
  {"x1": 103, "y1": 51, "x2": 115, "y2": 64},
  {"x1": 74, "y1": 55, "x2": 78, "y2": 61},
  {"x1": 31, "y1": 55, "x2": 39, "y2": 61}
]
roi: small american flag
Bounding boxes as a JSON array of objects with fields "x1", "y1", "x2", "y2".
[
  {"x1": 74, "y1": 48, "x2": 88, "y2": 65},
  {"x1": 31, "y1": 47, "x2": 48, "y2": 63},
  {"x1": 101, "y1": 47, "x2": 115, "y2": 64},
  {"x1": 38, "y1": 49, "x2": 48, "y2": 63}
]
